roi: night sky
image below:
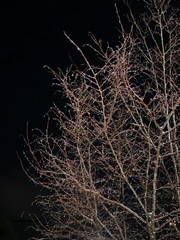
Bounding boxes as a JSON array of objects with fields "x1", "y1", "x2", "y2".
[{"x1": 0, "y1": 1, "x2": 132, "y2": 239}]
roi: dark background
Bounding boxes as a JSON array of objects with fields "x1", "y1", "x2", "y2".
[{"x1": 0, "y1": 1, "x2": 134, "y2": 239}]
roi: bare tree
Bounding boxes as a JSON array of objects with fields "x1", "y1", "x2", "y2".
[{"x1": 21, "y1": 0, "x2": 180, "y2": 239}]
